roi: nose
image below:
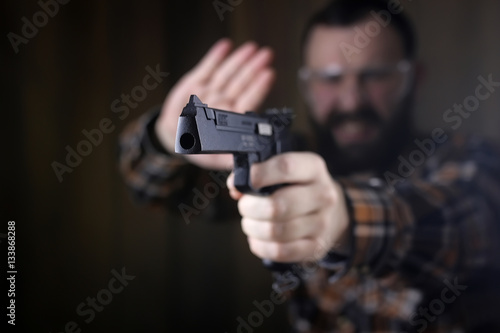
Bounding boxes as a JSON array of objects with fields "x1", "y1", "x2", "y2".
[{"x1": 337, "y1": 75, "x2": 364, "y2": 112}]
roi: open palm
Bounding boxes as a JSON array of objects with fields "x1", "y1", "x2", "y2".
[{"x1": 155, "y1": 38, "x2": 275, "y2": 170}]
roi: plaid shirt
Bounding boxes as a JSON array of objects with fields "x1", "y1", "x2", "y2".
[{"x1": 119, "y1": 109, "x2": 500, "y2": 333}]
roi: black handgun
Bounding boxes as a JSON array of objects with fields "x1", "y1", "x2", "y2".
[
  {"x1": 175, "y1": 95, "x2": 294, "y2": 194},
  {"x1": 176, "y1": 95, "x2": 297, "y2": 274}
]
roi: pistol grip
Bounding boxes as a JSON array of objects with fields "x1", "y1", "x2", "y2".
[
  {"x1": 233, "y1": 153, "x2": 254, "y2": 194},
  {"x1": 233, "y1": 153, "x2": 278, "y2": 195},
  {"x1": 233, "y1": 153, "x2": 295, "y2": 272}
]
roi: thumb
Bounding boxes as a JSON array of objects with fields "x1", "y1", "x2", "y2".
[{"x1": 226, "y1": 172, "x2": 243, "y2": 200}]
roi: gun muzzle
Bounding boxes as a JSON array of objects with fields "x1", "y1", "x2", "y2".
[{"x1": 175, "y1": 115, "x2": 202, "y2": 154}]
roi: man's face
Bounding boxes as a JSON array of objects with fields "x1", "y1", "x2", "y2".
[{"x1": 302, "y1": 19, "x2": 415, "y2": 173}]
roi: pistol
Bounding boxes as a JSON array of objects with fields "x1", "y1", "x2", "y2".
[{"x1": 175, "y1": 95, "x2": 294, "y2": 195}]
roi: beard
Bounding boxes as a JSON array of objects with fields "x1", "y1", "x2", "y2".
[{"x1": 311, "y1": 93, "x2": 416, "y2": 177}]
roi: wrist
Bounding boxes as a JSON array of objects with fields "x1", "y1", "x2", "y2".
[
  {"x1": 149, "y1": 112, "x2": 174, "y2": 155},
  {"x1": 143, "y1": 111, "x2": 173, "y2": 156}
]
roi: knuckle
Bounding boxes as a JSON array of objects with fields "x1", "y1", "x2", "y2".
[
  {"x1": 320, "y1": 186, "x2": 337, "y2": 207},
  {"x1": 275, "y1": 154, "x2": 293, "y2": 177},
  {"x1": 317, "y1": 213, "x2": 330, "y2": 234},
  {"x1": 268, "y1": 196, "x2": 284, "y2": 220},
  {"x1": 312, "y1": 153, "x2": 328, "y2": 173},
  {"x1": 266, "y1": 222, "x2": 285, "y2": 240}
]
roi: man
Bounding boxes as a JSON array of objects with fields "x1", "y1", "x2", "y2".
[{"x1": 119, "y1": 0, "x2": 500, "y2": 331}]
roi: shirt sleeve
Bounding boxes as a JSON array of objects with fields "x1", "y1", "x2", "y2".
[
  {"x1": 118, "y1": 108, "x2": 238, "y2": 222},
  {"x1": 272, "y1": 135, "x2": 500, "y2": 332},
  {"x1": 338, "y1": 135, "x2": 500, "y2": 286},
  {"x1": 118, "y1": 107, "x2": 196, "y2": 206}
]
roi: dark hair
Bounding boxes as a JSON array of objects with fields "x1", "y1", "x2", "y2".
[{"x1": 302, "y1": 0, "x2": 417, "y2": 60}]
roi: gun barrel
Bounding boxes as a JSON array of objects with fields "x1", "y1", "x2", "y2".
[{"x1": 175, "y1": 95, "x2": 289, "y2": 156}]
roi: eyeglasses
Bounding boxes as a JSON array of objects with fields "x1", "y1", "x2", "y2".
[{"x1": 298, "y1": 60, "x2": 414, "y2": 105}]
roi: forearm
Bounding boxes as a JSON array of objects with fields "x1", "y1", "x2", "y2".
[
  {"x1": 340, "y1": 135, "x2": 500, "y2": 284},
  {"x1": 118, "y1": 108, "x2": 192, "y2": 205}
]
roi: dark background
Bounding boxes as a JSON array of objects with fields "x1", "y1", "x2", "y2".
[{"x1": 2, "y1": 0, "x2": 500, "y2": 332}]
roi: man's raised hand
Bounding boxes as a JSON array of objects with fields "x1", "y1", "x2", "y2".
[{"x1": 155, "y1": 38, "x2": 275, "y2": 170}]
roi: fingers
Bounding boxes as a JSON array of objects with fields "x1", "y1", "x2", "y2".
[
  {"x1": 250, "y1": 152, "x2": 329, "y2": 190},
  {"x1": 226, "y1": 173, "x2": 244, "y2": 200},
  {"x1": 237, "y1": 183, "x2": 336, "y2": 221},
  {"x1": 247, "y1": 237, "x2": 322, "y2": 263},
  {"x1": 241, "y1": 213, "x2": 322, "y2": 243},
  {"x1": 226, "y1": 153, "x2": 332, "y2": 207},
  {"x1": 234, "y1": 68, "x2": 275, "y2": 112},
  {"x1": 190, "y1": 38, "x2": 233, "y2": 83},
  {"x1": 184, "y1": 154, "x2": 234, "y2": 171},
  {"x1": 224, "y1": 47, "x2": 273, "y2": 100},
  {"x1": 209, "y1": 41, "x2": 259, "y2": 91},
  {"x1": 188, "y1": 39, "x2": 275, "y2": 113},
  {"x1": 226, "y1": 152, "x2": 349, "y2": 263}
]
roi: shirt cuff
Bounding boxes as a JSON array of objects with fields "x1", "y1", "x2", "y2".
[
  {"x1": 317, "y1": 180, "x2": 355, "y2": 283},
  {"x1": 142, "y1": 108, "x2": 171, "y2": 156},
  {"x1": 340, "y1": 178, "x2": 397, "y2": 277},
  {"x1": 118, "y1": 108, "x2": 189, "y2": 203}
]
